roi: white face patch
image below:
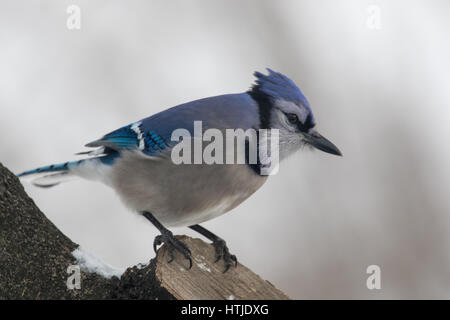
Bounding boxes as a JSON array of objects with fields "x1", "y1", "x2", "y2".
[
  {"x1": 131, "y1": 121, "x2": 145, "y2": 150},
  {"x1": 269, "y1": 102, "x2": 308, "y2": 161}
]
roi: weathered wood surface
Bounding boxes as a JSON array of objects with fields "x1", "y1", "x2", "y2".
[
  {"x1": 0, "y1": 162, "x2": 289, "y2": 300},
  {"x1": 154, "y1": 236, "x2": 290, "y2": 300}
]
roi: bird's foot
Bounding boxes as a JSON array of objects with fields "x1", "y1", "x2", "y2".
[
  {"x1": 153, "y1": 230, "x2": 192, "y2": 269},
  {"x1": 212, "y1": 238, "x2": 237, "y2": 273}
]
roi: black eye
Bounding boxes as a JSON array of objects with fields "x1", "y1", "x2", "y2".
[{"x1": 286, "y1": 113, "x2": 298, "y2": 124}]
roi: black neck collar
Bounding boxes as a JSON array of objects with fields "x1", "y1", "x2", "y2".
[{"x1": 247, "y1": 87, "x2": 273, "y2": 130}]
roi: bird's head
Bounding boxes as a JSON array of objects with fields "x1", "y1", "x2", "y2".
[{"x1": 248, "y1": 68, "x2": 342, "y2": 160}]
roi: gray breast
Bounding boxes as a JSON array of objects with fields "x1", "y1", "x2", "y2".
[{"x1": 109, "y1": 151, "x2": 267, "y2": 227}]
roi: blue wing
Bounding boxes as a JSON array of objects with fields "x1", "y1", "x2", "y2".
[
  {"x1": 85, "y1": 121, "x2": 169, "y2": 156},
  {"x1": 84, "y1": 93, "x2": 260, "y2": 157}
]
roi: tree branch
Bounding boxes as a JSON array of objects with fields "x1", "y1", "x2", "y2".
[{"x1": 0, "y1": 162, "x2": 289, "y2": 300}]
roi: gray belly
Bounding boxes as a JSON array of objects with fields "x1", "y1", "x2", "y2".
[{"x1": 109, "y1": 152, "x2": 267, "y2": 227}]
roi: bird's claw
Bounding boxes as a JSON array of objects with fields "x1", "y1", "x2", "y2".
[
  {"x1": 153, "y1": 231, "x2": 192, "y2": 269},
  {"x1": 212, "y1": 238, "x2": 237, "y2": 273}
]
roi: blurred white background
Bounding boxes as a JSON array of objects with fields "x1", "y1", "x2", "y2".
[{"x1": 1, "y1": 0, "x2": 450, "y2": 299}]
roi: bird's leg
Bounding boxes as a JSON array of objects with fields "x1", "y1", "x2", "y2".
[
  {"x1": 189, "y1": 224, "x2": 237, "y2": 273},
  {"x1": 142, "y1": 211, "x2": 192, "y2": 269}
]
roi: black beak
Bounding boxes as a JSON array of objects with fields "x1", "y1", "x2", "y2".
[{"x1": 304, "y1": 130, "x2": 342, "y2": 156}]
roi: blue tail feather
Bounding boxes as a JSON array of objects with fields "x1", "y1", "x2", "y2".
[
  {"x1": 17, "y1": 153, "x2": 120, "y2": 188},
  {"x1": 17, "y1": 160, "x2": 84, "y2": 178},
  {"x1": 17, "y1": 152, "x2": 119, "y2": 178}
]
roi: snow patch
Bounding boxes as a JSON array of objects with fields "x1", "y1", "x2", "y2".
[
  {"x1": 136, "y1": 262, "x2": 149, "y2": 270},
  {"x1": 72, "y1": 247, "x2": 125, "y2": 279},
  {"x1": 196, "y1": 262, "x2": 211, "y2": 273}
]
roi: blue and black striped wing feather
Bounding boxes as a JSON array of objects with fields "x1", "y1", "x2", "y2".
[
  {"x1": 85, "y1": 121, "x2": 169, "y2": 156},
  {"x1": 142, "y1": 130, "x2": 168, "y2": 152}
]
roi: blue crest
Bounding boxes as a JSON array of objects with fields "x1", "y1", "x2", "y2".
[{"x1": 252, "y1": 68, "x2": 310, "y2": 108}]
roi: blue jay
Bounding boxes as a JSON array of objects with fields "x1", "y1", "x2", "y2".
[{"x1": 18, "y1": 69, "x2": 341, "y2": 272}]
